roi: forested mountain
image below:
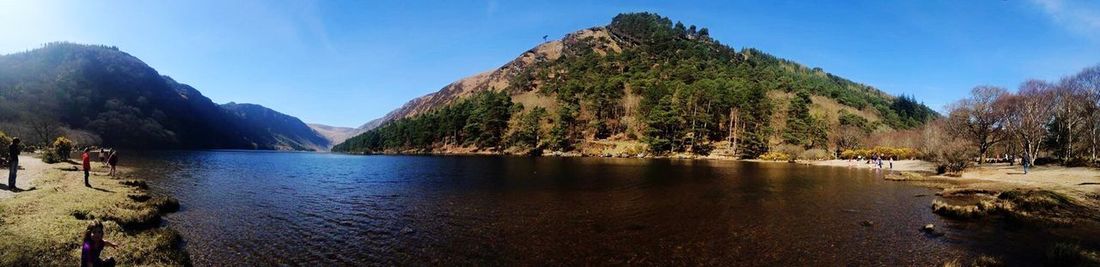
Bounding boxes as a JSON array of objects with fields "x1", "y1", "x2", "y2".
[
  {"x1": 335, "y1": 13, "x2": 937, "y2": 157},
  {"x1": 0, "y1": 42, "x2": 327, "y2": 151}
]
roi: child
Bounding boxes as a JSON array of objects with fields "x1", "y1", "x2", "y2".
[{"x1": 81, "y1": 220, "x2": 118, "y2": 267}]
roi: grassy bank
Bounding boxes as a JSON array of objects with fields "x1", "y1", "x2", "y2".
[
  {"x1": 872, "y1": 164, "x2": 1100, "y2": 266},
  {"x1": 0, "y1": 156, "x2": 189, "y2": 266}
]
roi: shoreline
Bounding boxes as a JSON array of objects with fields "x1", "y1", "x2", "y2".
[
  {"x1": 807, "y1": 159, "x2": 1100, "y2": 264},
  {"x1": 0, "y1": 154, "x2": 190, "y2": 266}
]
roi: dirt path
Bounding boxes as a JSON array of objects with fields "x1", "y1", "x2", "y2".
[{"x1": 0, "y1": 155, "x2": 54, "y2": 198}]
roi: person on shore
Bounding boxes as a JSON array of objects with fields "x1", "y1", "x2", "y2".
[
  {"x1": 8, "y1": 138, "x2": 20, "y2": 191},
  {"x1": 107, "y1": 151, "x2": 119, "y2": 177},
  {"x1": 82, "y1": 148, "x2": 92, "y2": 187},
  {"x1": 81, "y1": 220, "x2": 117, "y2": 267},
  {"x1": 1022, "y1": 154, "x2": 1030, "y2": 175},
  {"x1": 99, "y1": 148, "x2": 107, "y2": 166},
  {"x1": 889, "y1": 157, "x2": 894, "y2": 169}
]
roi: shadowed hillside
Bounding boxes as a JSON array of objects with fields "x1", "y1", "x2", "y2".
[{"x1": 0, "y1": 42, "x2": 327, "y2": 150}]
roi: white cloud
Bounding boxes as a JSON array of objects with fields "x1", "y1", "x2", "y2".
[{"x1": 1030, "y1": 0, "x2": 1100, "y2": 40}]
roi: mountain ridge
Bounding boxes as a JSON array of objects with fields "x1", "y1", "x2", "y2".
[{"x1": 0, "y1": 42, "x2": 330, "y2": 151}]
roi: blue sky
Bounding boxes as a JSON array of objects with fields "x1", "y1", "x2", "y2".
[{"x1": 1, "y1": 0, "x2": 1098, "y2": 127}]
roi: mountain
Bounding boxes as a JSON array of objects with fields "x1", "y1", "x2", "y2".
[
  {"x1": 0, "y1": 42, "x2": 325, "y2": 151},
  {"x1": 307, "y1": 123, "x2": 361, "y2": 147},
  {"x1": 335, "y1": 12, "x2": 937, "y2": 157},
  {"x1": 221, "y1": 103, "x2": 330, "y2": 151}
]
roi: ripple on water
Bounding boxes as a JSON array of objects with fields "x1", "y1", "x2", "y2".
[{"x1": 128, "y1": 152, "x2": 1037, "y2": 265}]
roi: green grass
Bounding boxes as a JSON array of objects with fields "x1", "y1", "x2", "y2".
[{"x1": 0, "y1": 164, "x2": 189, "y2": 266}]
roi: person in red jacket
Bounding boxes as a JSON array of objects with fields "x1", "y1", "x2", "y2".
[{"x1": 82, "y1": 148, "x2": 91, "y2": 187}]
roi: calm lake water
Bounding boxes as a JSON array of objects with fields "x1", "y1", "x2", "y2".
[{"x1": 123, "y1": 150, "x2": 1053, "y2": 265}]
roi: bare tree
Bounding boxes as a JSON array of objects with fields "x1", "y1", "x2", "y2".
[
  {"x1": 834, "y1": 125, "x2": 865, "y2": 152},
  {"x1": 946, "y1": 86, "x2": 1010, "y2": 165},
  {"x1": 1049, "y1": 78, "x2": 1092, "y2": 161},
  {"x1": 1064, "y1": 65, "x2": 1100, "y2": 160},
  {"x1": 1003, "y1": 80, "x2": 1055, "y2": 167},
  {"x1": 25, "y1": 114, "x2": 61, "y2": 146}
]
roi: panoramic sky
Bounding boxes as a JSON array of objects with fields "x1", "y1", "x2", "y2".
[{"x1": 1, "y1": 0, "x2": 1098, "y2": 127}]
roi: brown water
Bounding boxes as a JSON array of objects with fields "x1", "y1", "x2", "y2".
[{"x1": 124, "y1": 151, "x2": 1059, "y2": 265}]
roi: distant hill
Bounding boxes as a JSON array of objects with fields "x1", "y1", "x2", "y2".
[
  {"x1": 336, "y1": 12, "x2": 937, "y2": 157},
  {"x1": 0, "y1": 42, "x2": 326, "y2": 151},
  {"x1": 221, "y1": 103, "x2": 330, "y2": 151},
  {"x1": 307, "y1": 123, "x2": 361, "y2": 148}
]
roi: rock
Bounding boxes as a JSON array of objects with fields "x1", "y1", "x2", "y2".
[
  {"x1": 921, "y1": 223, "x2": 945, "y2": 237},
  {"x1": 400, "y1": 227, "x2": 415, "y2": 235},
  {"x1": 860, "y1": 220, "x2": 874, "y2": 227},
  {"x1": 922, "y1": 224, "x2": 935, "y2": 232}
]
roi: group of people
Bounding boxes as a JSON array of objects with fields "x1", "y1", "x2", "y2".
[
  {"x1": 5, "y1": 136, "x2": 120, "y2": 191},
  {"x1": 82, "y1": 147, "x2": 120, "y2": 187},
  {"x1": 849, "y1": 154, "x2": 894, "y2": 169},
  {"x1": 7, "y1": 137, "x2": 121, "y2": 265}
]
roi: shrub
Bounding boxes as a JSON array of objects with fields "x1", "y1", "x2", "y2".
[
  {"x1": 0, "y1": 131, "x2": 10, "y2": 166},
  {"x1": 1033, "y1": 157, "x2": 1058, "y2": 166},
  {"x1": 42, "y1": 136, "x2": 76, "y2": 164},
  {"x1": 1064, "y1": 157, "x2": 1092, "y2": 167},
  {"x1": 773, "y1": 144, "x2": 804, "y2": 161},
  {"x1": 938, "y1": 143, "x2": 973, "y2": 174},
  {"x1": 758, "y1": 151, "x2": 790, "y2": 161},
  {"x1": 800, "y1": 149, "x2": 831, "y2": 160},
  {"x1": 51, "y1": 137, "x2": 74, "y2": 160}
]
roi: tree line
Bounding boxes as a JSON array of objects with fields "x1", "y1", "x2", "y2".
[{"x1": 943, "y1": 64, "x2": 1100, "y2": 168}]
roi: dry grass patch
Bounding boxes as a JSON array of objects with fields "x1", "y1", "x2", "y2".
[{"x1": 0, "y1": 163, "x2": 189, "y2": 266}]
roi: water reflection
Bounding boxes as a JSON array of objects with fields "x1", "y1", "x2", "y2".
[{"x1": 124, "y1": 151, "x2": 1040, "y2": 265}]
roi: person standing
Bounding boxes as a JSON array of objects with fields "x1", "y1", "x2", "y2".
[
  {"x1": 82, "y1": 148, "x2": 92, "y2": 187},
  {"x1": 107, "y1": 151, "x2": 119, "y2": 177},
  {"x1": 7, "y1": 138, "x2": 20, "y2": 191},
  {"x1": 1022, "y1": 154, "x2": 1030, "y2": 175}
]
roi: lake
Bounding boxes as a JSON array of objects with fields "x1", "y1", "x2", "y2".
[{"x1": 123, "y1": 150, "x2": 1044, "y2": 265}]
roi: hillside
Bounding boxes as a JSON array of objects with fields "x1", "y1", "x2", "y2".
[
  {"x1": 0, "y1": 42, "x2": 326, "y2": 151},
  {"x1": 221, "y1": 103, "x2": 330, "y2": 151},
  {"x1": 335, "y1": 12, "x2": 938, "y2": 157},
  {"x1": 307, "y1": 123, "x2": 362, "y2": 148}
]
